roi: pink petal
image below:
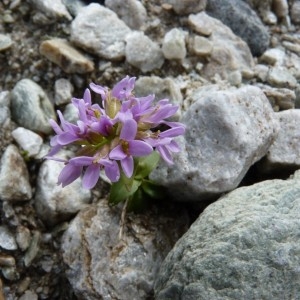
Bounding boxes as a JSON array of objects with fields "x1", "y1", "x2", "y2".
[
  {"x1": 109, "y1": 145, "x2": 127, "y2": 160},
  {"x1": 89, "y1": 83, "x2": 108, "y2": 97},
  {"x1": 57, "y1": 132, "x2": 79, "y2": 145},
  {"x1": 157, "y1": 145, "x2": 173, "y2": 165},
  {"x1": 159, "y1": 126, "x2": 185, "y2": 138},
  {"x1": 83, "y1": 88, "x2": 92, "y2": 105},
  {"x1": 101, "y1": 159, "x2": 120, "y2": 182},
  {"x1": 120, "y1": 118, "x2": 137, "y2": 141},
  {"x1": 121, "y1": 156, "x2": 134, "y2": 178},
  {"x1": 69, "y1": 156, "x2": 94, "y2": 166},
  {"x1": 82, "y1": 164, "x2": 100, "y2": 189},
  {"x1": 57, "y1": 163, "x2": 82, "y2": 187},
  {"x1": 128, "y1": 140, "x2": 153, "y2": 156},
  {"x1": 49, "y1": 119, "x2": 63, "y2": 134},
  {"x1": 167, "y1": 140, "x2": 180, "y2": 153}
]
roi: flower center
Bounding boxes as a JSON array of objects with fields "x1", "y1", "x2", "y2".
[{"x1": 121, "y1": 140, "x2": 130, "y2": 155}]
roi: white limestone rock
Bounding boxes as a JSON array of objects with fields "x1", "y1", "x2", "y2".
[
  {"x1": 162, "y1": 28, "x2": 187, "y2": 60},
  {"x1": 150, "y1": 85, "x2": 279, "y2": 202},
  {"x1": 12, "y1": 127, "x2": 43, "y2": 157},
  {"x1": 54, "y1": 78, "x2": 74, "y2": 105},
  {"x1": 125, "y1": 31, "x2": 164, "y2": 72},
  {"x1": 71, "y1": 3, "x2": 131, "y2": 60},
  {"x1": 105, "y1": 0, "x2": 147, "y2": 30},
  {"x1": 29, "y1": 0, "x2": 72, "y2": 20}
]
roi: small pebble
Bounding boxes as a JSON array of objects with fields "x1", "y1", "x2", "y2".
[
  {"x1": 24, "y1": 231, "x2": 41, "y2": 267},
  {"x1": 2, "y1": 266, "x2": 19, "y2": 281},
  {"x1": 17, "y1": 277, "x2": 31, "y2": 295},
  {"x1": 0, "y1": 226, "x2": 18, "y2": 251},
  {"x1": 0, "y1": 254, "x2": 15, "y2": 267},
  {"x1": 0, "y1": 34, "x2": 13, "y2": 51},
  {"x1": 16, "y1": 226, "x2": 31, "y2": 251},
  {"x1": 19, "y1": 290, "x2": 38, "y2": 300}
]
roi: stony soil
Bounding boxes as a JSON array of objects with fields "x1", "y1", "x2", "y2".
[{"x1": 0, "y1": 0, "x2": 298, "y2": 299}]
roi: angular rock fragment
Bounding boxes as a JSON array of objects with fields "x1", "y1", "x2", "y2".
[{"x1": 39, "y1": 39, "x2": 94, "y2": 74}]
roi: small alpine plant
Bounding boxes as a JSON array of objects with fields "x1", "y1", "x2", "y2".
[{"x1": 46, "y1": 76, "x2": 185, "y2": 210}]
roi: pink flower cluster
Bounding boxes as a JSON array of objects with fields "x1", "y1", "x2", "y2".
[{"x1": 46, "y1": 76, "x2": 185, "y2": 189}]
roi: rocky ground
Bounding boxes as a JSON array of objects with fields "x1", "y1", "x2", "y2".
[{"x1": 1, "y1": 0, "x2": 300, "y2": 299}]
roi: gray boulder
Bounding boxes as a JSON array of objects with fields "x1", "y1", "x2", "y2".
[
  {"x1": 155, "y1": 170, "x2": 300, "y2": 299},
  {"x1": 206, "y1": 0, "x2": 270, "y2": 56},
  {"x1": 150, "y1": 85, "x2": 279, "y2": 201},
  {"x1": 61, "y1": 200, "x2": 189, "y2": 300}
]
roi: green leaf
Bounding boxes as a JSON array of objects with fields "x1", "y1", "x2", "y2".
[
  {"x1": 109, "y1": 174, "x2": 142, "y2": 205},
  {"x1": 135, "y1": 151, "x2": 160, "y2": 180},
  {"x1": 141, "y1": 180, "x2": 166, "y2": 199},
  {"x1": 127, "y1": 188, "x2": 145, "y2": 212}
]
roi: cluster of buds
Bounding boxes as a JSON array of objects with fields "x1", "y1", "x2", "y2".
[{"x1": 46, "y1": 76, "x2": 185, "y2": 194}]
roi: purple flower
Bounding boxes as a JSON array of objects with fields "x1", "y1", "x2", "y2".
[
  {"x1": 46, "y1": 75, "x2": 185, "y2": 189},
  {"x1": 111, "y1": 76, "x2": 135, "y2": 100},
  {"x1": 47, "y1": 111, "x2": 87, "y2": 157},
  {"x1": 72, "y1": 89, "x2": 103, "y2": 122},
  {"x1": 144, "y1": 122, "x2": 185, "y2": 164},
  {"x1": 109, "y1": 113, "x2": 153, "y2": 177},
  {"x1": 58, "y1": 156, "x2": 120, "y2": 189}
]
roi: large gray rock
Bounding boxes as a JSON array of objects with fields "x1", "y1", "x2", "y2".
[
  {"x1": 206, "y1": 0, "x2": 270, "y2": 56},
  {"x1": 155, "y1": 171, "x2": 300, "y2": 299},
  {"x1": 71, "y1": 3, "x2": 131, "y2": 60},
  {"x1": 62, "y1": 200, "x2": 189, "y2": 300},
  {"x1": 150, "y1": 85, "x2": 279, "y2": 202},
  {"x1": 11, "y1": 79, "x2": 56, "y2": 134},
  {"x1": 34, "y1": 156, "x2": 91, "y2": 226},
  {"x1": 188, "y1": 12, "x2": 254, "y2": 80}
]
